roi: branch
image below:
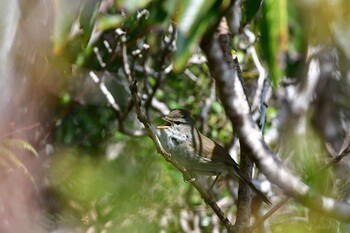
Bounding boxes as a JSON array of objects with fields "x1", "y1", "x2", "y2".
[
  {"x1": 89, "y1": 71, "x2": 144, "y2": 137},
  {"x1": 252, "y1": 129, "x2": 350, "y2": 228},
  {"x1": 323, "y1": 145, "x2": 350, "y2": 171},
  {"x1": 244, "y1": 28, "x2": 268, "y2": 114},
  {"x1": 0, "y1": 122, "x2": 41, "y2": 140},
  {"x1": 129, "y1": 80, "x2": 234, "y2": 231},
  {"x1": 200, "y1": 24, "x2": 350, "y2": 222},
  {"x1": 120, "y1": 34, "x2": 235, "y2": 230},
  {"x1": 250, "y1": 196, "x2": 291, "y2": 230},
  {"x1": 235, "y1": 142, "x2": 253, "y2": 231},
  {"x1": 217, "y1": 19, "x2": 255, "y2": 231},
  {"x1": 89, "y1": 71, "x2": 121, "y2": 112}
]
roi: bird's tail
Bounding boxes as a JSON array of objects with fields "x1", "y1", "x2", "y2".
[{"x1": 230, "y1": 170, "x2": 271, "y2": 205}]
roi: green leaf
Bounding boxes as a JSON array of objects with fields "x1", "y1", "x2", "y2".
[
  {"x1": 260, "y1": 0, "x2": 288, "y2": 89},
  {"x1": 243, "y1": 0, "x2": 263, "y2": 23},
  {"x1": 118, "y1": 0, "x2": 152, "y2": 13},
  {"x1": 97, "y1": 14, "x2": 124, "y2": 31},
  {"x1": 211, "y1": 101, "x2": 223, "y2": 113},
  {"x1": 174, "y1": 0, "x2": 222, "y2": 71},
  {"x1": 53, "y1": 0, "x2": 85, "y2": 54},
  {"x1": 79, "y1": 0, "x2": 102, "y2": 46}
]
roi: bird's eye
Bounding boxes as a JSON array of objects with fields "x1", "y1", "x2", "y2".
[{"x1": 173, "y1": 121, "x2": 181, "y2": 125}]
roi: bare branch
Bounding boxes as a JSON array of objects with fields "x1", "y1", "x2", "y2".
[
  {"x1": 129, "y1": 80, "x2": 235, "y2": 231},
  {"x1": 151, "y1": 98, "x2": 170, "y2": 116},
  {"x1": 215, "y1": 18, "x2": 254, "y2": 232},
  {"x1": 245, "y1": 28, "x2": 268, "y2": 114},
  {"x1": 93, "y1": 47, "x2": 106, "y2": 68},
  {"x1": 89, "y1": 71, "x2": 121, "y2": 112},
  {"x1": 200, "y1": 25, "x2": 350, "y2": 223},
  {"x1": 322, "y1": 145, "x2": 350, "y2": 171},
  {"x1": 0, "y1": 122, "x2": 41, "y2": 140},
  {"x1": 89, "y1": 71, "x2": 144, "y2": 137},
  {"x1": 253, "y1": 130, "x2": 350, "y2": 227},
  {"x1": 250, "y1": 196, "x2": 291, "y2": 231},
  {"x1": 120, "y1": 31, "x2": 133, "y2": 83},
  {"x1": 121, "y1": 29, "x2": 235, "y2": 229}
]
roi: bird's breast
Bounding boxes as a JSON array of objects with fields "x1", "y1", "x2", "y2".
[{"x1": 158, "y1": 128, "x2": 187, "y2": 152}]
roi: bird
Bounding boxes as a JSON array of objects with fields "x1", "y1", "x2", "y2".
[{"x1": 157, "y1": 109, "x2": 270, "y2": 204}]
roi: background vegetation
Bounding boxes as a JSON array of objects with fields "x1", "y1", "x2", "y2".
[{"x1": 1, "y1": 0, "x2": 350, "y2": 232}]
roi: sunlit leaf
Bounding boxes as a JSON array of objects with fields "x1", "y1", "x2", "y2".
[
  {"x1": 174, "y1": 0, "x2": 222, "y2": 71},
  {"x1": 0, "y1": 145, "x2": 37, "y2": 190},
  {"x1": 118, "y1": 0, "x2": 152, "y2": 13},
  {"x1": 53, "y1": 0, "x2": 85, "y2": 54},
  {"x1": 3, "y1": 138, "x2": 39, "y2": 157},
  {"x1": 0, "y1": 146, "x2": 29, "y2": 173},
  {"x1": 260, "y1": 0, "x2": 288, "y2": 88},
  {"x1": 97, "y1": 14, "x2": 124, "y2": 31},
  {"x1": 211, "y1": 101, "x2": 223, "y2": 113}
]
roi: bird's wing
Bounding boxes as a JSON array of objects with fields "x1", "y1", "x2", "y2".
[
  {"x1": 193, "y1": 130, "x2": 238, "y2": 167},
  {"x1": 198, "y1": 132, "x2": 271, "y2": 205}
]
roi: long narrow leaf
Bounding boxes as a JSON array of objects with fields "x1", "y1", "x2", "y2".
[
  {"x1": 79, "y1": 0, "x2": 102, "y2": 46},
  {"x1": 0, "y1": 146, "x2": 38, "y2": 190},
  {"x1": 53, "y1": 0, "x2": 84, "y2": 54},
  {"x1": 174, "y1": 0, "x2": 221, "y2": 71},
  {"x1": 3, "y1": 138, "x2": 39, "y2": 157},
  {"x1": 260, "y1": 0, "x2": 288, "y2": 88}
]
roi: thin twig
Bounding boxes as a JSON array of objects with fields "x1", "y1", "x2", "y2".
[
  {"x1": 246, "y1": 28, "x2": 267, "y2": 113},
  {"x1": 253, "y1": 145, "x2": 350, "y2": 228},
  {"x1": 120, "y1": 33, "x2": 133, "y2": 82},
  {"x1": 144, "y1": 24, "x2": 175, "y2": 119},
  {"x1": 252, "y1": 136, "x2": 350, "y2": 229},
  {"x1": 258, "y1": 78, "x2": 270, "y2": 130},
  {"x1": 0, "y1": 122, "x2": 41, "y2": 140},
  {"x1": 89, "y1": 71, "x2": 121, "y2": 112},
  {"x1": 89, "y1": 71, "x2": 144, "y2": 137},
  {"x1": 322, "y1": 145, "x2": 350, "y2": 171},
  {"x1": 250, "y1": 196, "x2": 291, "y2": 231}
]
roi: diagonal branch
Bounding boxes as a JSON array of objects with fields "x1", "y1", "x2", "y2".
[
  {"x1": 129, "y1": 80, "x2": 235, "y2": 231},
  {"x1": 200, "y1": 23, "x2": 350, "y2": 223},
  {"x1": 120, "y1": 31, "x2": 235, "y2": 230}
]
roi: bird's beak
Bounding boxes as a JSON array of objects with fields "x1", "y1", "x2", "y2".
[{"x1": 157, "y1": 117, "x2": 172, "y2": 129}]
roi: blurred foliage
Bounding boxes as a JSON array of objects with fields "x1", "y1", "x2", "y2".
[
  {"x1": 23, "y1": 0, "x2": 350, "y2": 232},
  {"x1": 281, "y1": 118, "x2": 334, "y2": 195},
  {"x1": 174, "y1": 0, "x2": 224, "y2": 71},
  {"x1": 49, "y1": 139, "x2": 187, "y2": 232},
  {"x1": 0, "y1": 138, "x2": 38, "y2": 188},
  {"x1": 55, "y1": 103, "x2": 116, "y2": 148},
  {"x1": 260, "y1": 0, "x2": 288, "y2": 88}
]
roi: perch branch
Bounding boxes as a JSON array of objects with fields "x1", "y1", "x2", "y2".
[
  {"x1": 129, "y1": 80, "x2": 235, "y2": 231},
  {"x1": 119, "y1": 32, "x2": 235, "y2": 231}
]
